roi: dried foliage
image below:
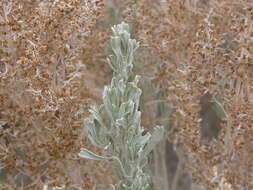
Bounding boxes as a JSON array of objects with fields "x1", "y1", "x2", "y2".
[
  {"x1": 123, "y1": 0, "x2": 253, "y2": 189},
  {"x1": 0, "y1": 0, "x2": 116, "y2": 189}
]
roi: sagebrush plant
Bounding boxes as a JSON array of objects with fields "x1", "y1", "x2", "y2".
[{"x1": 79, "y1": 22, "x2": 164, "y2": 190}]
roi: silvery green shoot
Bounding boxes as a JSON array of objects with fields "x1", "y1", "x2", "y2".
[{"x1": 79, "y1": 22, "x2": 164, "y2": 190}]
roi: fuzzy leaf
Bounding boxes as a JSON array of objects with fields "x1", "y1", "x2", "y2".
[
  {"x1": 141, "y1": 126, "x2": 164, "y2": 159},
  {"x1": 79, "y1": 148, "x2": 112, "y2": 161}
]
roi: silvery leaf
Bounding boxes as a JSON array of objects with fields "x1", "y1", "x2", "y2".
[
  {"x1": 111, "y1": 36, "x2": 122, "y2": 58},
  {"x1": 141, "y1": 126, "x2": 164, "y2": 159},
  {"x1": 138, "y1": 132, "x2": 151, "y2": 147},
  {"x1": 79, "y1": 148, "x2": 113, "y2": 161}
]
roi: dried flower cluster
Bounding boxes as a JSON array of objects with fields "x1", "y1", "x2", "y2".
[
  {"x1": 0, "y1": 0, "x2": 115, "y2": 189},
  {"x1": 123, "y1": 0, "x2": 252, "y2": 189}
]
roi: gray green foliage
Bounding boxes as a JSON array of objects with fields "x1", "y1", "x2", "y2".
[{"x1": 79, "y1": 22, "x2": 164, "y2": 190}]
